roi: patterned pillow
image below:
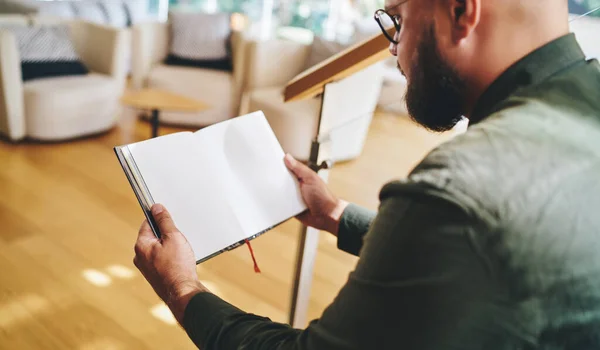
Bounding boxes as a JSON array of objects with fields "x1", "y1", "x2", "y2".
[
  {"x1": 165, "y1": 12, "x2": 233, "y2": 71},
  {"x1": 11, "y1": 25, "x2": 89, "y2": 81}
]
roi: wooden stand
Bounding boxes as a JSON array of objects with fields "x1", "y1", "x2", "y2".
[
  {"x1": 288, "y1": 75, "x2": 366, "y2": 326},
  {"x1": 284, "y1": 28, "x2": 394, "y2": 327},
  {"x1": 288, "y1": 86, "x2": 332, "y2": 327}
]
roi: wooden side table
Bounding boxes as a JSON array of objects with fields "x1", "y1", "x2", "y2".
[{"x1": 121, "y1": 88, "x2": 210, "y2": 138}]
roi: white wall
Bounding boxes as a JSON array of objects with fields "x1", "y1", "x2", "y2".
[{"x1": 569, "y1": 14, "x2": 600, "y2": 59}]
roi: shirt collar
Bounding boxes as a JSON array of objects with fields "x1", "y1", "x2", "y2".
[{"x1": 470, "y1": 33, "x2": 587, "y2": 123}]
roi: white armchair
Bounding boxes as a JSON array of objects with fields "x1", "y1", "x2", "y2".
[
  {"x1": 240, "y1": 38, "x2": 385, "y2": 162},
  {"x1": 131, "y1": 22, "x2": 248, "y2": 126},
  {"x1": 0, "y1": 20, "x2": 129, "y2": 141},
  {"x1": 0, "y1": 14, "x2": 29, "y2": 26}
]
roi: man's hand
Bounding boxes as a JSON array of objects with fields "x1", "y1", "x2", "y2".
[
  {"x1": 134, "y1": 203, "x2": 208, "y2": 325},
  {"x1": 284, "y1": 154, "x2": 348, "y2": 235}
]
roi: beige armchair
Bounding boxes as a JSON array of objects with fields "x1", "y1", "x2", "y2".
[
  {"x1": 131, "y1": 22, "x2": 247, "y2": 127},
  {"x1": 0, "y1": 14, "x2": 29, "y2": 26},
  {"x1": 240, "y1": 38, "x2": 385, "y2": 162},
  {"x1": 0, "y1": 20, "x2": 130, "y2": 141}
]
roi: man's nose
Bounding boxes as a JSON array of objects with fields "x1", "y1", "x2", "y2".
[
  {"x1": 389, "y1": 41, "x2": 397, "y2": 56},
  {"x1": 388, "y1": 31, "x2": 399, "y2": 56}
]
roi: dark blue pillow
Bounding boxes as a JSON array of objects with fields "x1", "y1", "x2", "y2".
[
  {"x1": 21, "y1": 61, "x2": 88, "y2": 82},
  {"x1": 164, "y1": 54, "x2": 232, "y2": 71}
]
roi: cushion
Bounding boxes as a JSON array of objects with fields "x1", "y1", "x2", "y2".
[
  {"x1": 24, "y1": 73, "x2": 119, "y2": 140},
  {"x1": 12, "y1": 25, "x2": 88, "y2": 81},
  {"x1": 0, "y1": 15, "x2": 29, "y2": 27},
  {"x1": 147, "y1": 64, "x2": 234, "y2": 126},
  {"x1": 165, "y1": 12, "x2": 232, "y2": 71},
  {"x1": 71, "y1": 1, "x2": 107, "y2": 24},
  {"x1": 98, "y1": 1, "x2": 128, "y2": 28},
  {"x1": 303, "y1": 36, "x2": 351, "y2": 71}
]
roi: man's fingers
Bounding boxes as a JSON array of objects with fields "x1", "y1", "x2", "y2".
[
  {"x1": 138, "y1": 219, "x2": 156, "y2": 239},
  {"x1": 284, "y1": 153, "x2": 312, "y2": 182},
  {"x1": 296, "y1": 210, "x2": 312, "y2": 222},
  {"x1": 151, "y1": 203, "x2": 179, "y2": 239},
  {"x1": 135, "y1": 219, "x2": 159, "y2": 256}
]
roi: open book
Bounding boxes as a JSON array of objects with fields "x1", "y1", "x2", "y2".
[{"x1": 114, "y1": 111, "x2": 307, "y2": 263}]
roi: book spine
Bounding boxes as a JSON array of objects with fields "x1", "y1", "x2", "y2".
[
  {"x1": 194, "y1": 223, "x2": 279, "y2": 264},
  {"x1": 122, "y1": 146, "x2": 156, "y2": 209},
  {"x1": 114, "y1": 146, "x2": 161, "y2": 240}
]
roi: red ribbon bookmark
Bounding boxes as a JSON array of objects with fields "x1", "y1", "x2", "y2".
[{"x1": 245, "y1": 239, "x2": 261, "y2": 273}]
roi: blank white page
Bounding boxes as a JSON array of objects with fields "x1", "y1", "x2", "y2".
[
  {"x1": 193, "y1": 111, "x2": 307, "y2": 237},
  {"x1": 127, "y1": 132, "x2": 246, "y2": 262}
]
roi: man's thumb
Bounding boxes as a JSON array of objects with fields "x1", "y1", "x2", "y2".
[
  {"x1": 151, "y1": 204, "x2": 179, "y2": 238},
  {"x1": 284, "y1": 154, "x2": 312, "y2": 181}
]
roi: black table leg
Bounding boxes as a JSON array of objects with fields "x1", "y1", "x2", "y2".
[{"x1": 151, "y1": 109, "x2": 159, "y2": 138}]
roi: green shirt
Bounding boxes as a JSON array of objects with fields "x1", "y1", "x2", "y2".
[{"x1": 183, "y1": 33, "x2": 600, "y2": 349}]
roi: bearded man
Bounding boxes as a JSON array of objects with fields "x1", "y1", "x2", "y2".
[{"x1": 132, "y1": 0, "x2": 600, "y2": 348}]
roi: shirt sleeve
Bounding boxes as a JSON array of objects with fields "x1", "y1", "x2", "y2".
[
  {"x1": 183, "y1": 182, "x2": 497, "y2": 350},
  {"x1": 336, "y1": 203, "x2": 377, "y2": 256}
]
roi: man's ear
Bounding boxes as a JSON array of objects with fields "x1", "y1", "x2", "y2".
[{"x1": 449, "y1": 0, "x2": 480, "y2": 42}]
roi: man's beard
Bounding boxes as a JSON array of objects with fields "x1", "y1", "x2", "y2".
[{"x1": 402, "y1": 25, "x2": 466, "y2": 132}]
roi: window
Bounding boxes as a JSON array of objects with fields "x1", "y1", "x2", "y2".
[
  {"x1": 569, "y1": 0, "x2": 600, "y2": 17},
  {"x1": 167, "y1": 0, "x2": 384, "y2": 40}
]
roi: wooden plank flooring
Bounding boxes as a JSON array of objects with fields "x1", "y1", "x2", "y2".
[{"x1": 0, "y1": 107, "x2": 458, "y2": 349}]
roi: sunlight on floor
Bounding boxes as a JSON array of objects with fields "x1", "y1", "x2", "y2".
[
  {"x1": 82, "y1": 269, "x2": 113, "y2": 287},
  {"x1": 105, "y1": 264, "x2": 136, "y2": 280},
  {"x1": 150, "y1": 303, "x2": 177, "y2": 325}
]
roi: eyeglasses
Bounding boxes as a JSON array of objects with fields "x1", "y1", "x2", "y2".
[
  {"x1": 374, "y1": 9, "x2": 401, "y2": 44},
  {"x1": 374, "y1": 9, "x2": 402, "y2": 45},
  {"x1": 374, "y1": 0, "x2": 408, "y2": 44}
]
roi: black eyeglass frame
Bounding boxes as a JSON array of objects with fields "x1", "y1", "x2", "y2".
[
  {"x1": 374, "y1": 9, "x2": 400, "y2": 44},
  {"x1": 373, "y1": 0, "x2": 409, "y2": 44}
]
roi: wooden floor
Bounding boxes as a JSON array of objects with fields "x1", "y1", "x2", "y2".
[{"x1": 0, "y1": 108, "x2": 457, "y2": 349}]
